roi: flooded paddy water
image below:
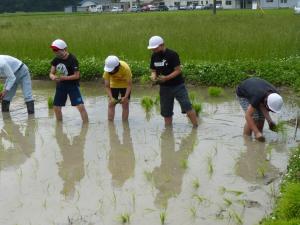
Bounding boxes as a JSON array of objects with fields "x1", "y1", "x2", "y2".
[{"x1": 0, "y1": 81, "x2": 299, "y2": 225}]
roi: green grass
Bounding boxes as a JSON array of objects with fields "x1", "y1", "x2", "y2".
[
  {"x1": 0, "y1": 9, "x2": 299, "y2": 62},
  {"x1": 261, "y1": 147, "x2": 300, "y2": 225}
]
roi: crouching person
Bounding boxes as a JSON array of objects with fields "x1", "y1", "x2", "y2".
[
  {"x1": 236, "y1": 77, "x2": 283, "y2": 142},
  {"x1": 0, "y1": 55, "x2": 34, "y2": 114}
]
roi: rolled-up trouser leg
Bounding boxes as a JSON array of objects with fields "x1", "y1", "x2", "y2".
[{"x1": 1, "y1": 100, "x2": 10, "y2": 112}]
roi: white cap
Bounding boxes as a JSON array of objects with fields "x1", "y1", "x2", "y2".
[
  {"x1": 147, "y1": 36, "x2": 164, "y2": 49},
  {"x1": 267, "y1": 93, "x2": 283, "y2": 113},
  {"x1": 50, "y1": 39, "x2": 67, "y2": 50},
  {"x1": 104, "y1": 55, "x2": 120, "y2": 72}
]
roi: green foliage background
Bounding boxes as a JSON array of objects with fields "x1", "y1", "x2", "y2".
[{"x1": 0, "y1": 9, "x2": 299, "y2": 87}]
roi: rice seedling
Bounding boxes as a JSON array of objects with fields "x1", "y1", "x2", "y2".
[
  {"x1": 193, "y1": 194, "x2": 206, "y2": 204},
  {"x1": 208, "y1": 87, "x2": 224, "y2": 97},
  {"x1": 207, "y1": 155, "x2": 214, "y2": 178},
  {"x1": 223, "y1": 198, "x2": 233, "y2": 207},
  {"x1": 48, "y1": 96, "x2": 54, "y2": 109},
  {"x1": 132, "y1": 193, "x2": 136, "y2": 210},
  {"x1": 236, "y1": 199, "x2": 247, "y2": 208},
  {"x1": 228, "y1": 209, "x2": 243, "y2": 225},
  {"x1": 160, "y1": 210, "x2": 166, "y2": 225},
  {"x1": 112, "y1": 98, "x2": 122, "y2": 105},
  {"x1": 112, "y1": 191, "x2": 117, "y2": 208},
  {"x1": 144, "y1": 170, "x2": 153, "y2": 183},
  {"x1": 257, "y1": 164, "x2": 267, "y2": 178},
  {"x1": 266, "y1": 144, "x2": 273, "y2": 161},
  {"x1": 219, "y1": 187, "x2": 244, "y2": 196},
  {"x1": 189, "y1": 91, "x2": 197, "y2": 103},
  {"x1": 219, "y1": 186, "x2": 226, "y2": 195},
  {"x1": 190, "y1": 206, "x2": 197, "y2": 218},
  {"x1": 180, "y1": 159, "x2": 188, "y2": 169},
  {"x1": 140, "y1": 74, "x2": 151, "y2": 85},
  {"x1": 141, "y1": 96, "x2": 154, "y2": 112},
  {"x1": 154, "y1": 95, "x2": 160, "y2": 105},
  {"x1": 192, "y1": 179, "x2": 200, "y2": 190},
  {"x1": 273, "y1": 121, "x2": 287, "y2": 133},
  {"x1": 192, "y1": 102, "x2": 202, "y2": 117},
  {"x1": 118, "y1": 213, "x2": 130, "y2": 224}
]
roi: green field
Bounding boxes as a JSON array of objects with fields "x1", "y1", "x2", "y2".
[{"x1": 0, "y1": 9, "x2": 299, "y2": 62}]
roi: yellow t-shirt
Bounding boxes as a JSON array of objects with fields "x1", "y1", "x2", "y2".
[{"x1": 103, "y1": 61, "x2": 132, "y2": 88}]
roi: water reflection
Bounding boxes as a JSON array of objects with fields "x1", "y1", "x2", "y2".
[
  {"x1": 236, "y1": 136, "x2": 279, "y2": 184},
  {"x1": 0, "y1": 114, "x2": 36, "y2": 170},
  {"x1": 108, "y1": 122, "x2": 135, "y2": 187},
  {"x1": 56, "y1": 123, "x2": 88, "y2": 197},
  {"x1": 152, "y1": 127, "x2": 198, "y2": 208}
]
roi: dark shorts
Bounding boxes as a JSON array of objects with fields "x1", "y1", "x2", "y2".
[
  {"x1": 54, "y1": 84, "x2": 84, "y2": 107},
  {"x1": 159, "y1": 83, "x2": 192, "y2": 117},
  {"x1": 237, "y1": 96, "x2": 265, "y2": 121},
  {"x1": 111, "y1": 88, "x2": 131, "y2": 100}
]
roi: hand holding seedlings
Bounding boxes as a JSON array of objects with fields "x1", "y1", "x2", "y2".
[{"x1": 269, "y1": 121, "x2": 277, "y2": 132}]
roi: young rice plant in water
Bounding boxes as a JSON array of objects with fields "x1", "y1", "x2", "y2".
[
  {"x1": 141, "y1": 96, "x2": 154, "y2": 112},
  {"x1": 208, "y1": 87, "x2": 223, "y2": 97},
  {"x1": 48, "y1": 96, "x2": 54, "y2": 109}
]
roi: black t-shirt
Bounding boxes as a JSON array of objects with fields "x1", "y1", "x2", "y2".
[
  {"x1": 150, "y1": 48, "x2": 184, "y2": 86},
  {"x1": 51, "y1": 53, "x2": 79, "y2": 86},
  {"x1": 236, "y1": 77, "x2": 278, "y2": 109}
]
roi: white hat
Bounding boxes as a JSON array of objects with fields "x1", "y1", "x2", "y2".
[
  {"x1": 104, "y1": 55, "x2": 120, "y2": 72},
  {"x1": 267, "y1": 93, "x2": 283, "y2": 113},
  {"x1": 50, "y1": 39, "x2": 67, "y2": 50},
  {"x1": 147, "y1": 36, "x2": 164, "y2": 49}
]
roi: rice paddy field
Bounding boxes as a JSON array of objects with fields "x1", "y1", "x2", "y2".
[{"x1": 0, "y1": 9, "x2": 299, "y2": 62}]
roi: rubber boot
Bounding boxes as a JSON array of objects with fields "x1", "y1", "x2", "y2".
[
  {"x1": 1, "y1": 100, "x2": 10, "y2": 112},
  {"x1": 26, "y1": 100, "x2": 35, "y2": 114}
]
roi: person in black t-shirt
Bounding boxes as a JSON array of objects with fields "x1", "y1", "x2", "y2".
[
  {"x1": 49, "y1": 39, "x2": 88, "y2": 123},
  {"x1": 147, "y1": 36, "x2": 198, "y2": 127},
  {"x1": 236, "y1": 77, "x2": 283, "y2": 142}
]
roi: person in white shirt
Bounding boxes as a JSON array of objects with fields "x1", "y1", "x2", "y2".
[{"x1": 0, "y1": 55, "x2": 34, "y2": 114}]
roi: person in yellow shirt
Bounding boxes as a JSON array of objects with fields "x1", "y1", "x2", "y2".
[{"x1": 103, "y1": 55, "x2": 132, "y2": 121}]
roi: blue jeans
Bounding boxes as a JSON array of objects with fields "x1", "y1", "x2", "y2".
[{"x1": 4, "y1": 64, "x2": 34, "y2": 102}]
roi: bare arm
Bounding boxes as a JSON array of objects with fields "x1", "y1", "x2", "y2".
[
  {"x1": 260, "y1": 103, "x2": 273, "y2": 124},
  {"x1": 49, "y1": 66, "x2": 57, "y2": 81},
  {"x1": 124, "y1": 79, "x2": 132, "y2": 99},
  {"x1": 150, "y1": 69, "x2": 158, "y2": 81},
  {"x1": 120, "y1": 79, "x2": 132, "y2": 104},
  {"x1": 104, "y1": 79, "x2": 113, "y2": 100},
  {"x1": 59, "y1": 71, "x2": 80, "y2": 81},
  {"x1": 245, "y1": 105, "x2": 263, "y2": 138},
  {"x1": 164, "y1": 65, "x2": 181, "y2": 81}
]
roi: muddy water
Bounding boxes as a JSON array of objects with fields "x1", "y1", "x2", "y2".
[{"x1": 0, "y1": 81, "x2": 299, "y2": 225}]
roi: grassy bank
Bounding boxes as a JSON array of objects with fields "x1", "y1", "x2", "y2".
[
  {"x1": 260, "y1": 147, "x2": 300, "y2": 225},
  {"x1": 0, "y1": 9, "x2": 299, "y2": 62},
  {"x1": 23, "y1": 56, "x2": 300, "y2": 90}
]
